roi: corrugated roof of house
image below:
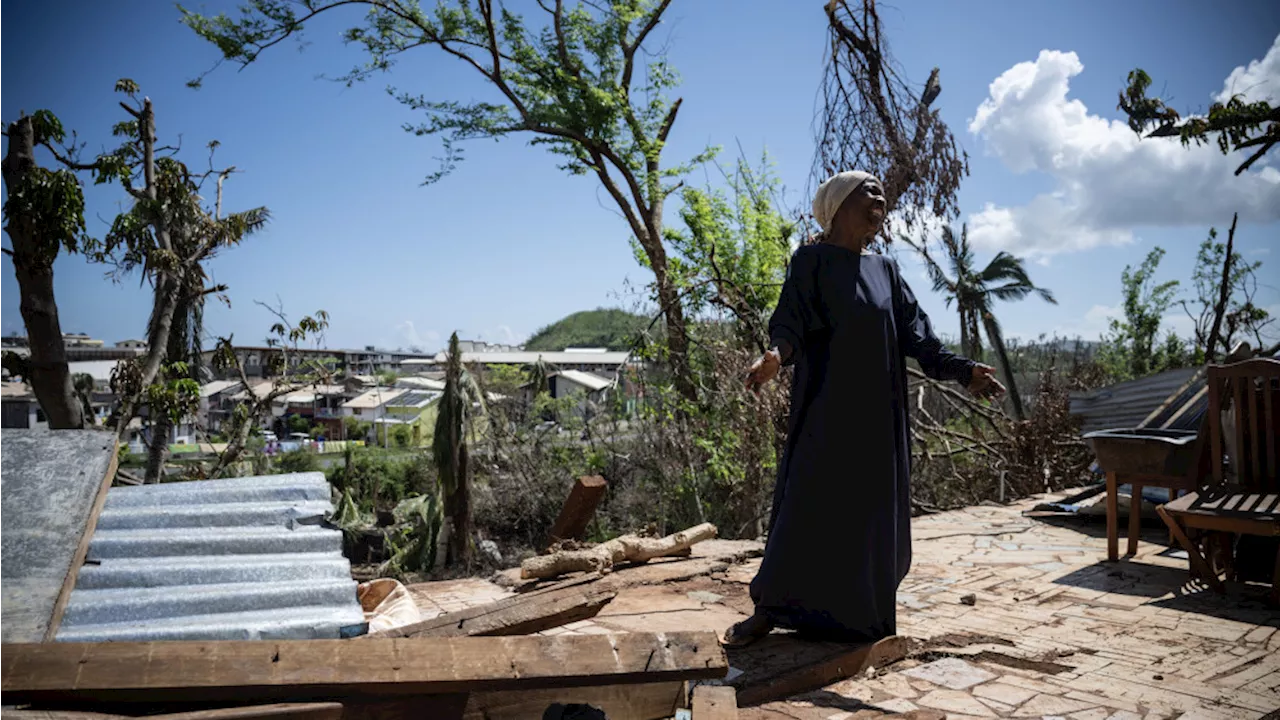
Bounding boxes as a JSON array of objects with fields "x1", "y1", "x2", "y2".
[
  {"x1": 555, "y1": 369, "x2": 615, "y2": 392},
  {"x1": 54, "y1": 472, "x2": 365, "y2": 643},
  {"x1": 199, "y1": 380, "x2": 242, "y2": 398},
  {"x1": 431, "y1": 350, "x2": 633, "y2": 366},
  {"x1": 341, "y1": 387, "x2": 406, "y2": 409},
  {"x1": 1068, "y1": 367, "x2": 1200, "y2": 434}
]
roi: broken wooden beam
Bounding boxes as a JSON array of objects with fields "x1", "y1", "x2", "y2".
[
  {"x1": 523, "y1": 523, "x2": 718, "y2": 580},
  {"x1": 691, "y1": 685, "x2": 738, "y2": 719},
  {"x1": 1, "y1": 633, "x2": 728, "y2": 706},
  {"x1": 373, "y1": 576, "x2": 616, "y2": 638},
  {"x1": 2, "y1": 704, "x2": 344, "y2": 720},
  {"x1": 548, "y1": 476, "x2": 608, "y2": 546},
  {"x1": 464, "y1": 681, "x2": 684, "y2": 720},
  {"x1": 724, "y1": 634, "x2": 908, "y2": 707}
]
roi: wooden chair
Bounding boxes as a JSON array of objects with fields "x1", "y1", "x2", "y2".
[{"x1": 1157, "y1": 358, "x2": 1280, "y2": 600}]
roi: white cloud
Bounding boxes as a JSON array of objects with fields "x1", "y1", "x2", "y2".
[
  {"x1": 967, "y1": 44, "x2": 1280, "y2": 259},
  {"x1": 1048, "y1": 304, "x2": 1120, "y2": 340},
  {"x1": 395, "y1": 320, "x2": 440, "y2": 352},
  {"x1": 1216, "y1": 34, "x2": 1280, "y2": 104}
]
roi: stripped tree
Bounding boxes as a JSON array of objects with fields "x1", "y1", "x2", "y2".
[
  {"x1": 814, "y1": 0, "x2": 969, "y2": 244},
  {"x1": 88, "y1": 80, "x2": 271, "y2": 481},
  {"x1": 205, "y1": 305, "x2": 332, "y2": 479},
  {"x1": 433, "y1": 331, "x2": 487, "y2": 565},
  {"x1": 182, "y1": 0, "x2": 712, "y2": 402},
  {"x1": 904, "y1": 224, "x2": 1057, "y2": 421}
]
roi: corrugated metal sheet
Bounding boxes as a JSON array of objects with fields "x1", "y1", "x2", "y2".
[
  {"x1": 3, "y1": 429, "x2": 118, "y2": 643},
  {"x1": 1068, "y1": 367, "x2": 1201, "y2": 434},
  {"x1": 54, "y1": 472, "x2": 367, "y2": 643}
]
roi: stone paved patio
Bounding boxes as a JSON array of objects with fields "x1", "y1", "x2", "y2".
[{"x1": 407, "y1": 490, "x2": 1280, "y2": 719}]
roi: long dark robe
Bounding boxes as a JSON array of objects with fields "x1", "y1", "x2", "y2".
[{"x1": 749, "y1": 243, "x2": 975, "y2": 642}]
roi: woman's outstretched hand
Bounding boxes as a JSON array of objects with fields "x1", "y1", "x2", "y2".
[
  {"x1": 968, "y1": 363, "x2": 1006, "y2": 399},
  {"x1": 746, "y1": 348, "x2": 783, "y2": 393}
]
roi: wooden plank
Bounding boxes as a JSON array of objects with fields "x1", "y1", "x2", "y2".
[
  {"x1": 44, "y1": 447, "x2": 117, "y2": 642},
  {"x1": 1, "y1": 429, "x2": 119, "y2": 643},
  {"x1": 1, "y1": 633, "x2": 727, "y2": 705},
  {"x1": 464, "y1": 681, "x2": 683, "y2": 720},
  {"x1": 724, "y1": 635, "x2": 908, "y2": 707},
  {"x1": 3, "y1": 704, "x2": 344, "y2": 720},
  {"x1": 1106, "y1": 471, "x2": 1119, "y2": 562},
  {"x1": 548, "y1": 476, "x2": 609, "y2": 545},
  {"x1": 691, "y1": 685, "x2": 738, "y2": 719},
  {"x1": 375, "y1": 578, "x2": 616, "y2": 638}
]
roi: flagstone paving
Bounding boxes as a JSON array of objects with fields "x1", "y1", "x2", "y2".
[{"x1": 409, "y1": 489, "x2": 1280, "y2": 719}]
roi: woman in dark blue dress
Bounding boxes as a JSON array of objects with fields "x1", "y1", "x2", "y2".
[{"x1": 725, "y1": 171, "x2": 1004, "y2": 646}]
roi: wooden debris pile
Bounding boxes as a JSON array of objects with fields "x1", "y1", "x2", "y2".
[{"x1": 2, "y1": 471, "x2": 917, "y2": 720}]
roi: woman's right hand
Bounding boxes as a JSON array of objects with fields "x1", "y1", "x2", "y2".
[{"x1": 745, "y1": 348, "x2": 783, "y2": 393}]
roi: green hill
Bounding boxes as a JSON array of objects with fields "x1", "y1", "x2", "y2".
[{"x1": 524, "y1": 309, "x2": 650, "y2": 351}]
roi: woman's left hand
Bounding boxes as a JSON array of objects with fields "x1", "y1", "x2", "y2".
[{"x1": 968, "y1": 364, "x2": 1006, "y2": 399}]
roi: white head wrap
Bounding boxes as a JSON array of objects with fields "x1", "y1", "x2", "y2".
[{"x1": 812, "y1": 170, "x2": 876, "y2": 232}]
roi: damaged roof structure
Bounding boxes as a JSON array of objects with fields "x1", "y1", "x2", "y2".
[{"x1": 55, "y1": 473, "x2": 367, "y2": 643}]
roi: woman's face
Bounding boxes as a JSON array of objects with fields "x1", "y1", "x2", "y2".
[{"x1": 833, "y1": 178, "x2": 887, "y2": 237}]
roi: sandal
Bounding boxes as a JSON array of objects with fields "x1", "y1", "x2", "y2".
[{"x1": 720, "y1": 613, "x2": 774, "y2": 648}]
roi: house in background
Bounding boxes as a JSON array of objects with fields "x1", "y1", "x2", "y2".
[
  {"x1": 340, "y1": 387, "x2": 439, "y2": 446},
  {"x1": 1, "y1": 382, "x2": 41, "y2": 429},
  {"x1": 374, "y1": 390, "x2": 441, "y2": 447},
  {"x1": 521, "y1": 369, "x2": 617, "y2": 418},
  {"x1": 198, "y1": 380, "x2": 245, "y2": 433}
]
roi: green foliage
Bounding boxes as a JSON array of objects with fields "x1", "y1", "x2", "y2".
[
  {"x1": 1181, "y1": 224, "x2": 1271, "y2": 361},
  {"x1": 143, "y1": 361, "x2": 201, "y2": 425},
  {"x1": 275, "y1": 449, "x2": 320, "y2": 474},
  {"x1": 1119, "y1": 68, "x2": 1279, "y2": 175},
  {"x1": 379, "y1": 492, "x2": 445, "y2": 576},
  {"x1": 286, "y1": 414, "x2": 310, "y2": 435},
  {"x1": 524, "y1": 308, "x2": 649, "y2": 351},
  {"x1": 652, "y1": 153, "x2": 794, "y2": 346},
  {"x1": 391, "y1": 423, "x2": 414, "y2": 448},
  {"x1": 327, "y1": 448, "x2": 435, "y2": 513},
  {"x1": 2, "y1": 164, "x2": 89, "y2": 264},
  {"x1": 343, "y1": 415, "x2": 372, "y2": 441},
  {"x1": 1096, "y1": 247, "x2": 1189, "y2": 380},
  {"x1": 181, "y1": 0, "x2": 714, "y2": 192},
  {"x1": 375, "y1": 369, "x2": 399, "y2": 386}
]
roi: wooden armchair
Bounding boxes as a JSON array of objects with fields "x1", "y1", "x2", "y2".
[{"x1": 1157, "y1": 358, "x2": 1280, "y2": 600}]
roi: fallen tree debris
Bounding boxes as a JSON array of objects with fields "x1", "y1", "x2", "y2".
[
  {"x1": 720, "y1": 634, "x2": 909, "y2": 707},
  {"x1": 547, "y1": 476, "x2": 608, "y2": 547},
  {"x1": 522, "y1": 523, "x2": 719, "y2": 580},
  {"x1": 373, "y1": 576, "x2": 616, "y2": 638}
]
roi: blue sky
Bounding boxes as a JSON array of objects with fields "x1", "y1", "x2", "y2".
[{"x1": 4, "y1": 1, "x2": 1279, "y2": 353}]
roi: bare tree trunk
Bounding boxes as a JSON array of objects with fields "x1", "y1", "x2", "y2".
[
  {"x1": 145, "y1": 413, "x2": 172, "y2": 483},
  {"x1": 1204, "y1": 212, "x2": 1238, "y2": 363},
  {"x1": 452, "y1": 443, "x2": 473, "y2": 565},
  {"x1": 2, "y1": 116, "x2": 86, "y2": 430},
  {"x1": 635, "y1": 221, "x2": 697, "y2": 403},
  {"x1": 981, "y1": 311, "x2": 1025, "y2": 421}
]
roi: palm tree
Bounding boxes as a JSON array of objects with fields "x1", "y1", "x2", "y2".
[
  {"x1": 432, "y1": 332, "x2": 486, "y2": 566},
  {"x1": 904, "y1": 224, "x2": 1056, "y2": 421}
]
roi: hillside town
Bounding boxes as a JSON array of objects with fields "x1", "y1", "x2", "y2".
[{"x1": 2, "y1": 332, "x2": 633, "y2": 457}]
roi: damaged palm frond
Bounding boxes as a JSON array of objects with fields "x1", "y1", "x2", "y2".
[{"x1": 814, "y1": 0, "x2": 968, "y2": 244}]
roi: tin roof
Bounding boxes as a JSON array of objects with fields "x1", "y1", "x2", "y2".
[
  {"x1": 2, "y1": 429, "x2": 118, "y2": 643},
  {"x1": 54, "y1": 472, "x2": 366, "y2": 643},
  {"x1": 342, "y1": 387, "x2": 406, "y2": 409},
  {"x1": 554, "y1": 370, "x2": 615, "y2": 392},
  {"x1": 1068, "y1": 367, "x2": 1201, "y2": 434}
]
